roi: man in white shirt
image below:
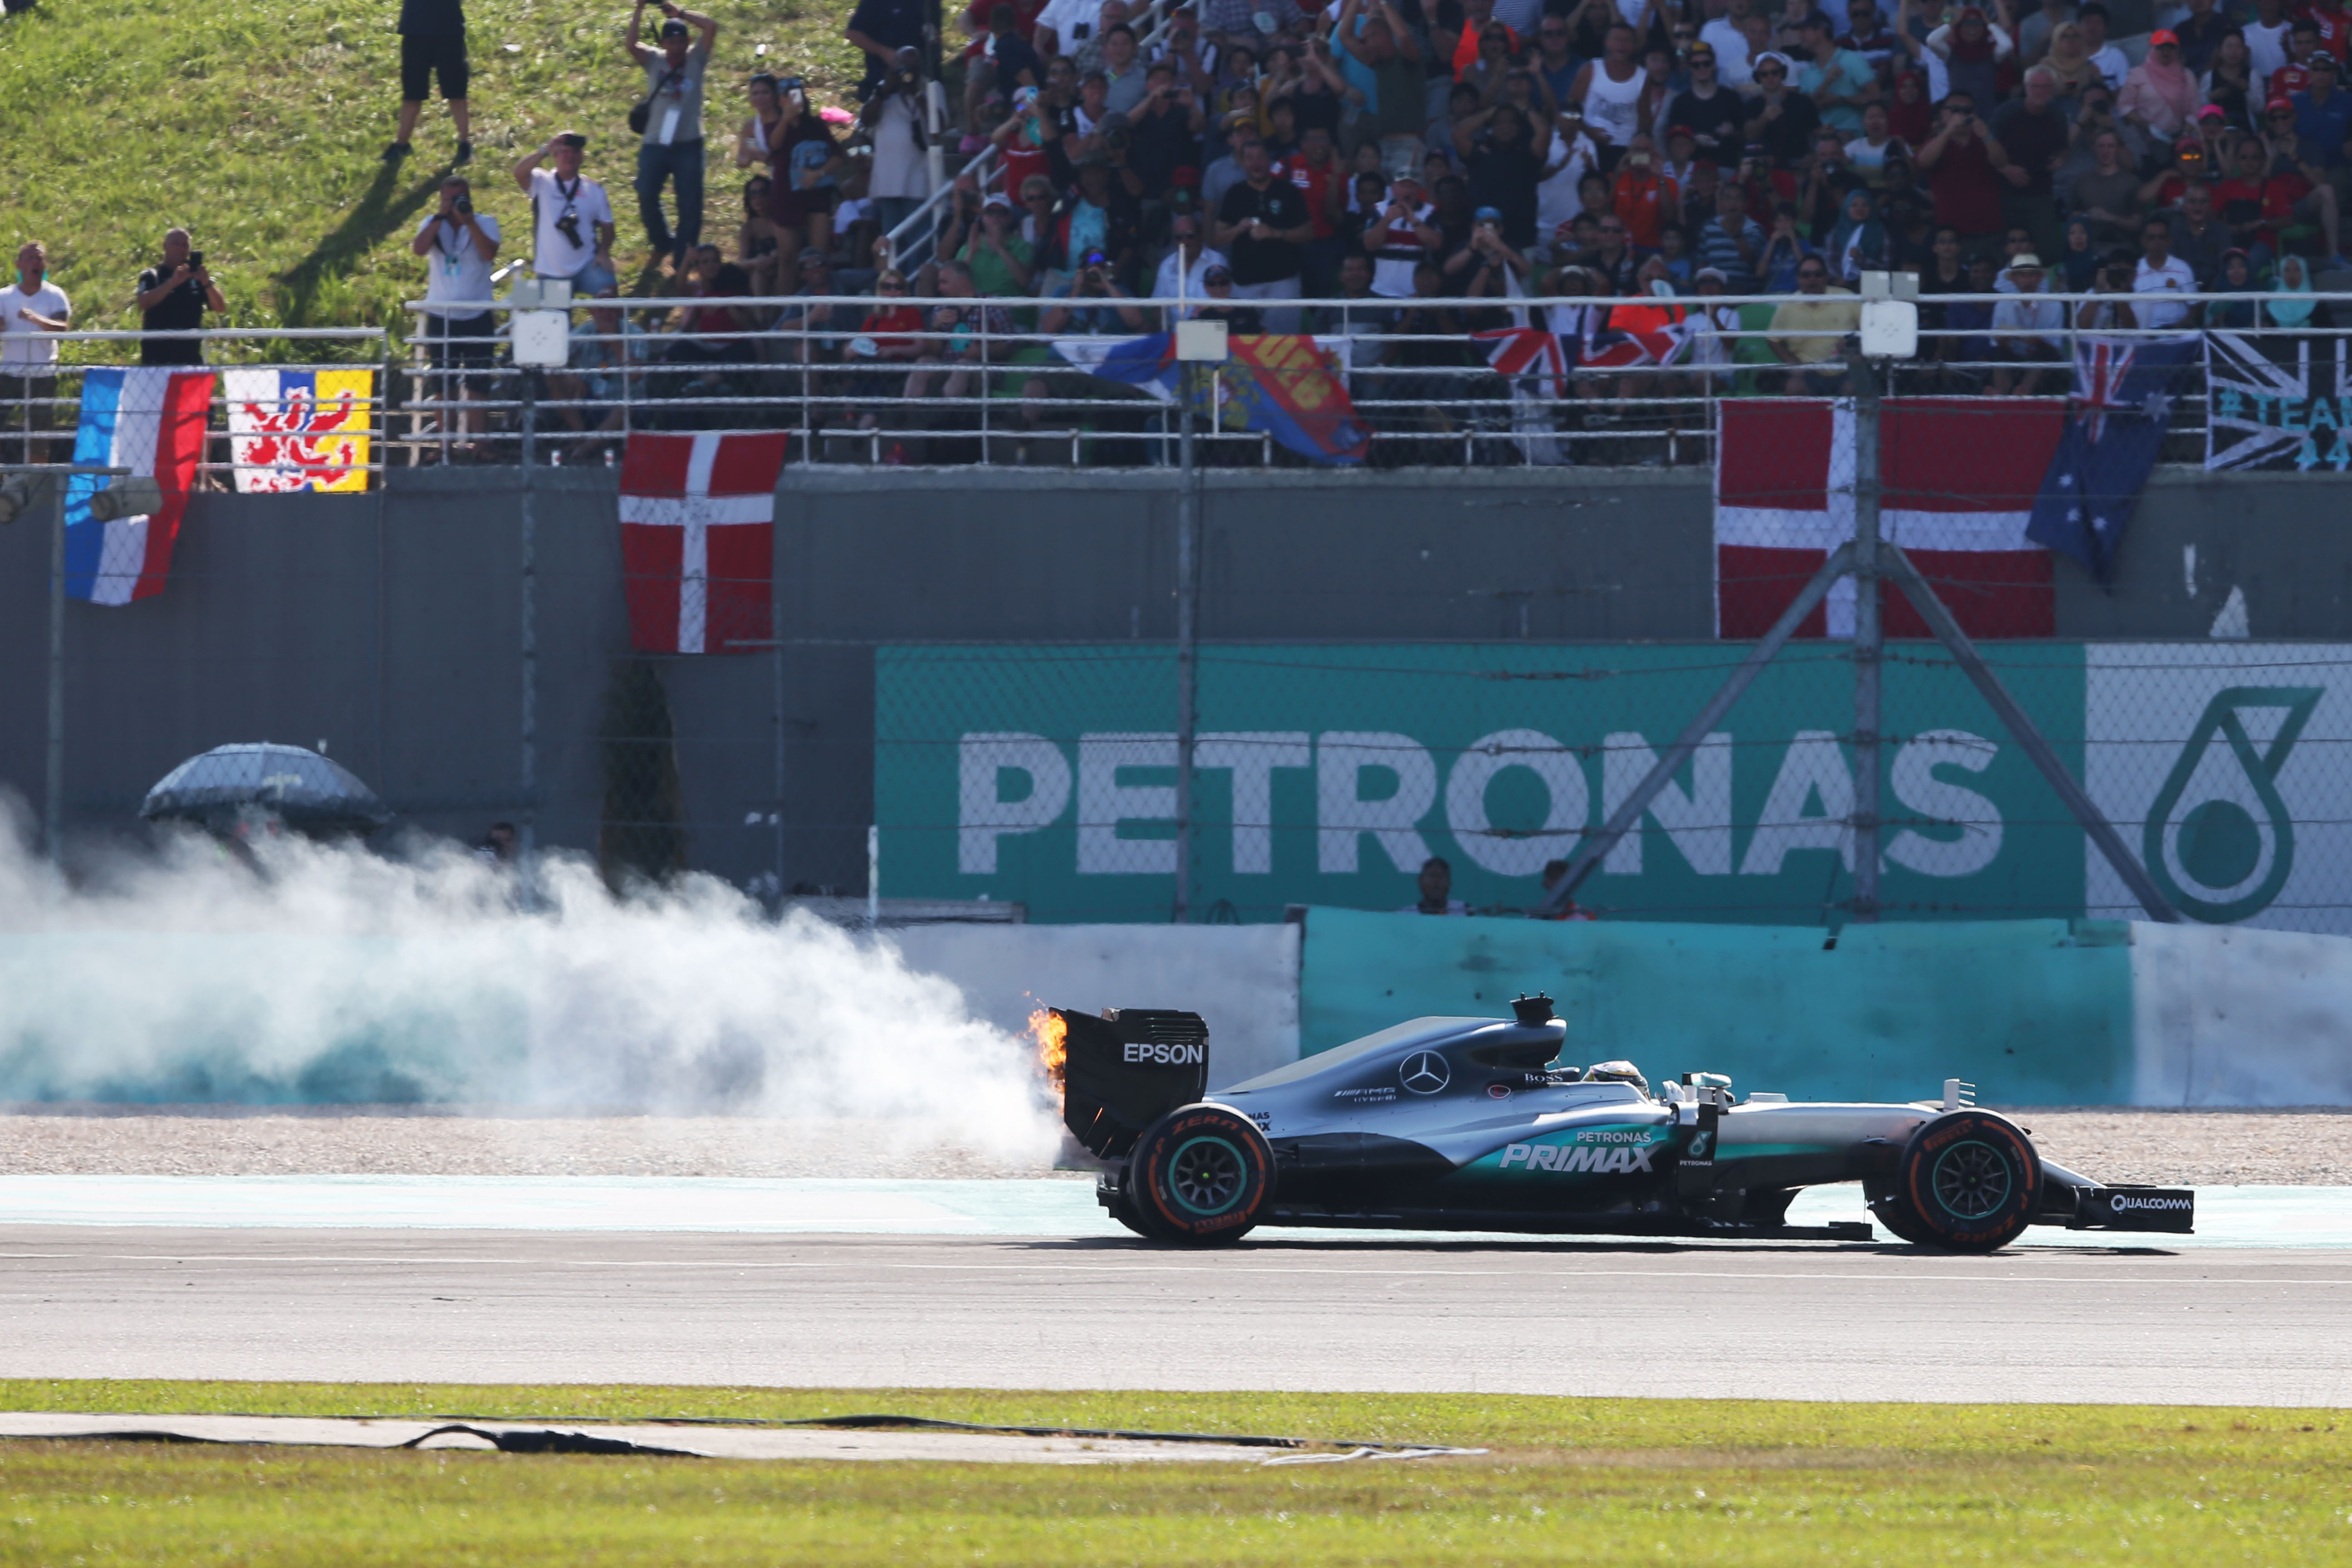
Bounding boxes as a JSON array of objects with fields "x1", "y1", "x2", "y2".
[
  {"x1": 1700, "y1": 0, "x2": 1759, "y2": 85},
  {"x1": 410, "y1": 178, "x2": 503, "y2": 445},
  {"x1": 0, "y1": 240, "x2": 69, "y2": 466},
  {"x1": 512, "y1": 131, "x2": 618, "y2": 295},
  {"x1": 2132, "y1": 216, "x2": 2199, "y2": 332},
  {"x1": 2246, "y1": 0, "x2": 2293, "y2": 87},
  {"x1": 2076, "y1": 2, "x2": 2130, "y2": 89},
  {"x1": 1152, "y1": 214, "x2": 1229, "y2": 319}
]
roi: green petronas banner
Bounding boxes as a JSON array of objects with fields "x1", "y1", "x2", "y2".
[{"x1": 875, "y1": 643, "x2": 2352, "y2": 934}]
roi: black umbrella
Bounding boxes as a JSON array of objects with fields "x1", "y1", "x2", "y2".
[{"x1": 141, "y1": 743, "x2": 393, "y2": 839}]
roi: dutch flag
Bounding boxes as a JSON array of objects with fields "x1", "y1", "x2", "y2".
[{"x1": 64, "y1": 367, "x2": 216, "y2": 606}]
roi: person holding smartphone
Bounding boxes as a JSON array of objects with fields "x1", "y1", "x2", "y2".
[{"x1": 135, "y1": 228, "x2": 227, "y2": 368}]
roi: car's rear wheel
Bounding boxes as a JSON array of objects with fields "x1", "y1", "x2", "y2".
[
  {"x1": 1128, "y1": 1103, "x2": 1274, "y2": 1246},
  {"x1": 1888, "y1": 1110, "x2": 2042, "y2": 1253}
]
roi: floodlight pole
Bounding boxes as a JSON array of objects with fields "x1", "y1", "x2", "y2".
[{"x1": 1850, "y1": 356, "x2": 1884, "y2": 922}]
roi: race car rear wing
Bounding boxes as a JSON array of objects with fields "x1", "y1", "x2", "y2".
[{"x1": 1055, "y1": 1007, "x2": 1211, "y2": 1161}]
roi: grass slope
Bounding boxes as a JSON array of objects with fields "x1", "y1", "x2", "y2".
[
  {"x1": 0, "y1": 1382, "x2": 2344, "y2": 1565},
  {"x1": 0, "y1": 0, "x2": 863, "y2": 348}
]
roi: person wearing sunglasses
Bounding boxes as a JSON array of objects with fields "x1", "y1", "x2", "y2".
[{"x1": 1741, "y1": 50, "x2": 1822, "y2": 167}]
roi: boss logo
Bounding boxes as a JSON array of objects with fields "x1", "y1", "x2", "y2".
[{"x1": 1123, "y1": 1041, "x2": 1205, "y2": 1065}]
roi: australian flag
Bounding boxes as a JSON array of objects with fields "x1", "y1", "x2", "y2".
[{"x1": 2026, "y1": 336, "x2": 2198, "y2": 586}]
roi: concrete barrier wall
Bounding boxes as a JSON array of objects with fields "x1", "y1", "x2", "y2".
[
  {"x1": 891, "y1": 922, "x2": 1300, "y2": 1090},
  {"x1": 1294, "y1": 908, "x2": 2352, "y2": 1107}
]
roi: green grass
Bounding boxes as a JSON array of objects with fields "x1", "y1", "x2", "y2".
[
  {"x1": 0, "y1": 0, "x2": 866, "y2": 353},
  {"x1": 0, "y1": 1382, "x2": 2344, "y2": 1565}
]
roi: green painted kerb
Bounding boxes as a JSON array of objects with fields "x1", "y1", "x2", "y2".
[{"x1": 1298, "y1": 909, "x2": 2137, "y2": 1105}]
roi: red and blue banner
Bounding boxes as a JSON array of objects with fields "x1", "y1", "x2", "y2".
[
  {"x1": 1053, "y1": 333, "x2": 1370, "y2": 466},
  {"x1": 64, "y1": 367, "x2": 215, "y2": 607}
]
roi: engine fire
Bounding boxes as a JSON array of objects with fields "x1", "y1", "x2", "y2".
[{"x1": 1028, "y1": 1006, "x2": 1068, "y2": 1100}]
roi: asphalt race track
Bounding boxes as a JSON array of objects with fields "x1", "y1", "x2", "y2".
[{"x1": 3, "y1": 1227, "x2": 2346, "y2": 1407}]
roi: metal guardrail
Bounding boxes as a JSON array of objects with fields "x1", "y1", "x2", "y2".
[
  {"x1": 0, "y1": 327, "x2": 392, "y2": 482},
  {"x1": 381, "y1": 289, "x2": 2332, "y2": 470}
]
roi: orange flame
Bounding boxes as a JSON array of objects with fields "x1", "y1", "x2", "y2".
[{"x1": 1028, "y1": 1007, "x2": 1068, "y2": 1100}]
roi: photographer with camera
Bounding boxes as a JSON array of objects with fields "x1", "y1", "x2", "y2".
[
  {"x1": 513, "y1": 132, "x2": 619, "y2": 296},
  {"x1": 625, "y1": 0, "x2": 718, "y2": 271},
  {"x1": 135, "y1": 228, "x2": 227, "y2": 367},
  {"x1": 862, "y1": 46, "x2": 938, "y2": 240},
  {"x1": 410, "y1": 176, "x2": 502, "y2": 451}
]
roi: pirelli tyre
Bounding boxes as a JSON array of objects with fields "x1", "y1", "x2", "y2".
[
  {"x1": 1887, "y1": 1109, "x2": 2043, "y2": 1253},
  {"x1": 1127, "y1": 1103, "x2": 1274, "y2": 1245}
]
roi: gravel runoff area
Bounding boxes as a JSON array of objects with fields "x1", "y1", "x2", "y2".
[{"x1": 1, "y1": 1106, "x2": 2349, "y2": 1186}]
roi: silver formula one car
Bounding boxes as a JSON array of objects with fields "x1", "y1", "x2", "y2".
[{"x1": 1051, "y1": 995, "x2": 2195, "y2": 1252}]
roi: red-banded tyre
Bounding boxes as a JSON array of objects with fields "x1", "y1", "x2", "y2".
[
  {"x1": 1886, "y1": 1110, "x2": 2043, "y2": 1253},
  {"x1": 1127, "y1": 1103, "x2": 1274, "y2": 1245}
]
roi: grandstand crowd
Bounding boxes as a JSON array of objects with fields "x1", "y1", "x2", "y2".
[{"x1": 9, "y1": 0, "x2": 2351, "y2": 465}]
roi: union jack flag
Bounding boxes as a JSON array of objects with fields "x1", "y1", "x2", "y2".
[{"x1": 1475, "y1": 327, "x2": 1571, "y2": 400}]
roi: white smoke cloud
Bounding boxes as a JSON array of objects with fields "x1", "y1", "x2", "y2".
[{"x1": 0, "y1": 812, "x2": 1060, "y2": 1162}]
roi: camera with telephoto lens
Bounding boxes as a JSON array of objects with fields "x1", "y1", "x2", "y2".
[
  {"x1": 455, "y1": 194, "x2": 473, "y2": 215},
  {"x1": 1104, "y1": 124, "x2": 1130, "y2": 152}
]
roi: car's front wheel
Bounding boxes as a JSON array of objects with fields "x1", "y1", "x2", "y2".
[
  {"x1": 1883, "y1": 1110, "x2": 2043, "y2": 1252},
  {"x1": 1127, "y1": 1103, "x2": 1274, "y2": 1245}
]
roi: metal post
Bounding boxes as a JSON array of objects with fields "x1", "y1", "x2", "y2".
[
  {"x1": 1173, "y1": 360, "x2": 1200, "y2": 924},
  {"x1": 1850, "y1": 356, "x2": 1883, "y2": 923},
  {"x1": 1882, "y1": 541, "x2": 2181, "y2": 923},
  {"x1": 772, "y1": 632, "x2": 786, "y2": 908},
  {"x1": 44, "y1": 474, "x2": 66, "y2": 869},
  {"x1": 1539, "y1": 542, "x2": 1857, "y2": 914},
  {"x1": 867, "y1": 823, "x2": 881, "y2": 929},
  {"x1": 518, "y1": 373, "x2": 538, "y2": 857}
]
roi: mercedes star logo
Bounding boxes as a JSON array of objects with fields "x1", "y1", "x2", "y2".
[{"x1": 1399, "y1": 1051, "x2": 1450, "y2": 1094}]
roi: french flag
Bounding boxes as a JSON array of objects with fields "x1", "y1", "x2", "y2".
[
  {"x1": 617, "y1": 431, "x2": 789, "y2": 655},
  {"x1": 1715, "y1": 397, "x2": 2067, "y2": 640},
  {"x1": 64, "y1": 367, "x2": 215, "y2": 606}
]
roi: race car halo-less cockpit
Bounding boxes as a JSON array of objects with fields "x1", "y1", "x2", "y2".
[{"x1": 1050, "y1": 995, "x2": 2195, "y2": 1252}]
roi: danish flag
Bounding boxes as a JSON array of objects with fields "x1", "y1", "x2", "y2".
[{"x1": 617, "y1": 431, "x2": 789, "y2": 655}]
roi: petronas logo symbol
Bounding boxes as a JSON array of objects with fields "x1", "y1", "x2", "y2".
[{"x1": 2145, "y1": 687, "x2": 2323, "y2": 923}]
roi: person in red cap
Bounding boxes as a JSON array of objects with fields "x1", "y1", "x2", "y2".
[{"x1": 2120, "y1": 29, "x2": 2199, "y2": 141}]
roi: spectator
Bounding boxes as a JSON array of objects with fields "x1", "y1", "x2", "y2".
[
  {"x1": 736, "y1": 74, "x2": 784, "y2": 171},
  {"x1": 2014, "y1": 0, "x2": 2071, "y2": 67},
  {"x1": 1411, "y1": 855, "x2": 1466, "y2": 914},
  {"x1": 1990, "y1": 65, "x2": 2069, "y2": 261},
  {"x1": 1575, "y1": 23, "x2": 1649, "y2": 161},
  {"x1": 2132, "y1": 214, "x2": 2199, "y2": 331},
  {"x1": 766, "y1": 81, "x2": 848, "y2": 263},
  {"x1": 960, "y1": 194, "x2": 1039, "y2": 295},
  {"x1": 388, "y1": 0, "x2": 472, "y2": 165},
  {"x1": 2245, "y1": 0, "x2": 2294, "y2": 89},
  {"x1": 135, "y1": 229, "x2": 227, "y2": 367},
  {"x1": 860, "y1": 47, "x2": 936, "y2": 240},
  {"x1": 1886, "y1": 64, "x2": 1936, "y2": 144},
  {"x1": 1582, "y1": 212, "x2": 1639, "y2": 290},
  {"x1": 1795, "y1": 10, "x2": 1877, "y2": 137},
  {"x1": 1098, "y1": 24, "x2": 1148, "y2": 113},
  {"x1": 2057, "y1": 212, "x2": 2100, "y2": 288},
  {"x1": 625, "y1": 1, "x2": 717, "y2": 271},
  {"x1": 1944, "y1": 250, "x2": 2003, "y2": 368},
  {"x1": 513, "y1": 132, "x2": 618, "y2": 297},
  {"x1": 1846, "y1": 101, "x2": 1910, "y2": 183},
  {"x1": 1797, "y1": 127, "x2": 1859, "y2": 235},
  {"x1": 1607, "y1": 131, "x2": 1681, "y2": 250},
  {"x1": 1192, "y1": 263, "x2": 1265, "y2": 333},
  {"x1": 902, "y1": 259, "x2": 1012, "y2": 429},
  {"x1": 1838, "y1": 0, "x2": 1901, "y2": 74},
  {"x1": 2118, "y1": 29, "x2": 2197, "y2": 146},
  {"x1": 549, "y1": 297, "x2": 634, "y2": 461},
  {"x1": 1153, "y1": 213, "x2": 1229, "y2": 312},
  {"x1": 1531, "y1": 13, "x2": 1581, "y2": 105},
  {"x1": 2293, "y1": 53, "x2": 2352, "y2": 172},
  {"x1": 1823, "y1": 186, "x2": 1890, "y2": 277},
  {"x1": 1200, "y1": 112, "x2": 1257, "y2": 216},
  {"x1": 2073, "y1": 3, "x2": 2128, "y2": 91},
  {"x1": 1282, "y1": 123, "x2": 1348, "y2": 294},
  {"x1": 1915, "y1": 90, "x2": 2009, "y2": 255},
  {"x1": 410, "y1": 176, "x2": 501, "y2": 449},
  {"x1": 736, "y1": 176, "x2": 778, "y2": 293},
  {"x1": 1695, "y1": 179, "x2": 1766, "y2": 290},
  {"x1": 1457, "y1": 100, "x2": 1551, "y2": 250},
  {"x1": 846, "y1": 0, "x2": 929, "y2": 99},
  {"x1": 2068, "y1": 127, "x2": 2141, "y2": 249},
  {"x1": 2272, "y1": 18, "x2": 2322, "y2": 101},
  {"x1": 1742, "y1": 51, "x2": 1823, "y2": 166},
  {"x1": 1989, "y1": 252, "x2": 2062, "y2": 393},
  {"x1": 1362, "y1": 172, "x2": 1441, "y2": 297},
  {"x1": 477, "y1": 822, "x2": 519, "y2": 863},
  {"x1": 2207, "y1": 246, "x2": 2260, "y2": 327},
  {"x1": 1925, "y1": 7, "x2": 2013, "y2": 112},
  {"x1": 1534, "y1": 859, "x2": 1597, "y2": 919},
  {"x1": 1214, "y1": 138, "x2": 1313, "y2": 330},
  {"x1": 1332, "y1": 0, "x2": 1428, "y2": 179},
  {"x1": 1131, "y1": 62, "x2": 1208, "y2": 194},
  {"x1": 2217, "y1": 126, "x2": 2344, "y2": 265},
  {"x1": 1535, "y1": 106, "x2": 1603, "y2": 246},
  {"x1": 1064, "y1": 154, "x2": 1146, "y2": 284},
  {"x1": 1768, "y1": 255, "x2": 1857, "y2": 390},
  {"x1": 1758, "y1": 199, "x2": 1816, "y2": 288},
  {"x1": 2167, "y1": 181, "x2": 2230, "y2": 284},
  {"x1": 1662, "y1": 45, "x2": 1740, "y2": 167},
  {"x1": 1701, "y1": 0, "x2": 1760, "y2": 86},
  {"x1": 2172, "y1": 0, "x2": 2233, "y2": 76},
  {"x1": 2039, "y1": 20, "x2": 2103, "y2": 98},
  {"x1": 1, "y1": 241, "x2": 67, "y2": 467},
  {"x1": 2205, "y1": 40, "x2": 2256, "y2": 135}
]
